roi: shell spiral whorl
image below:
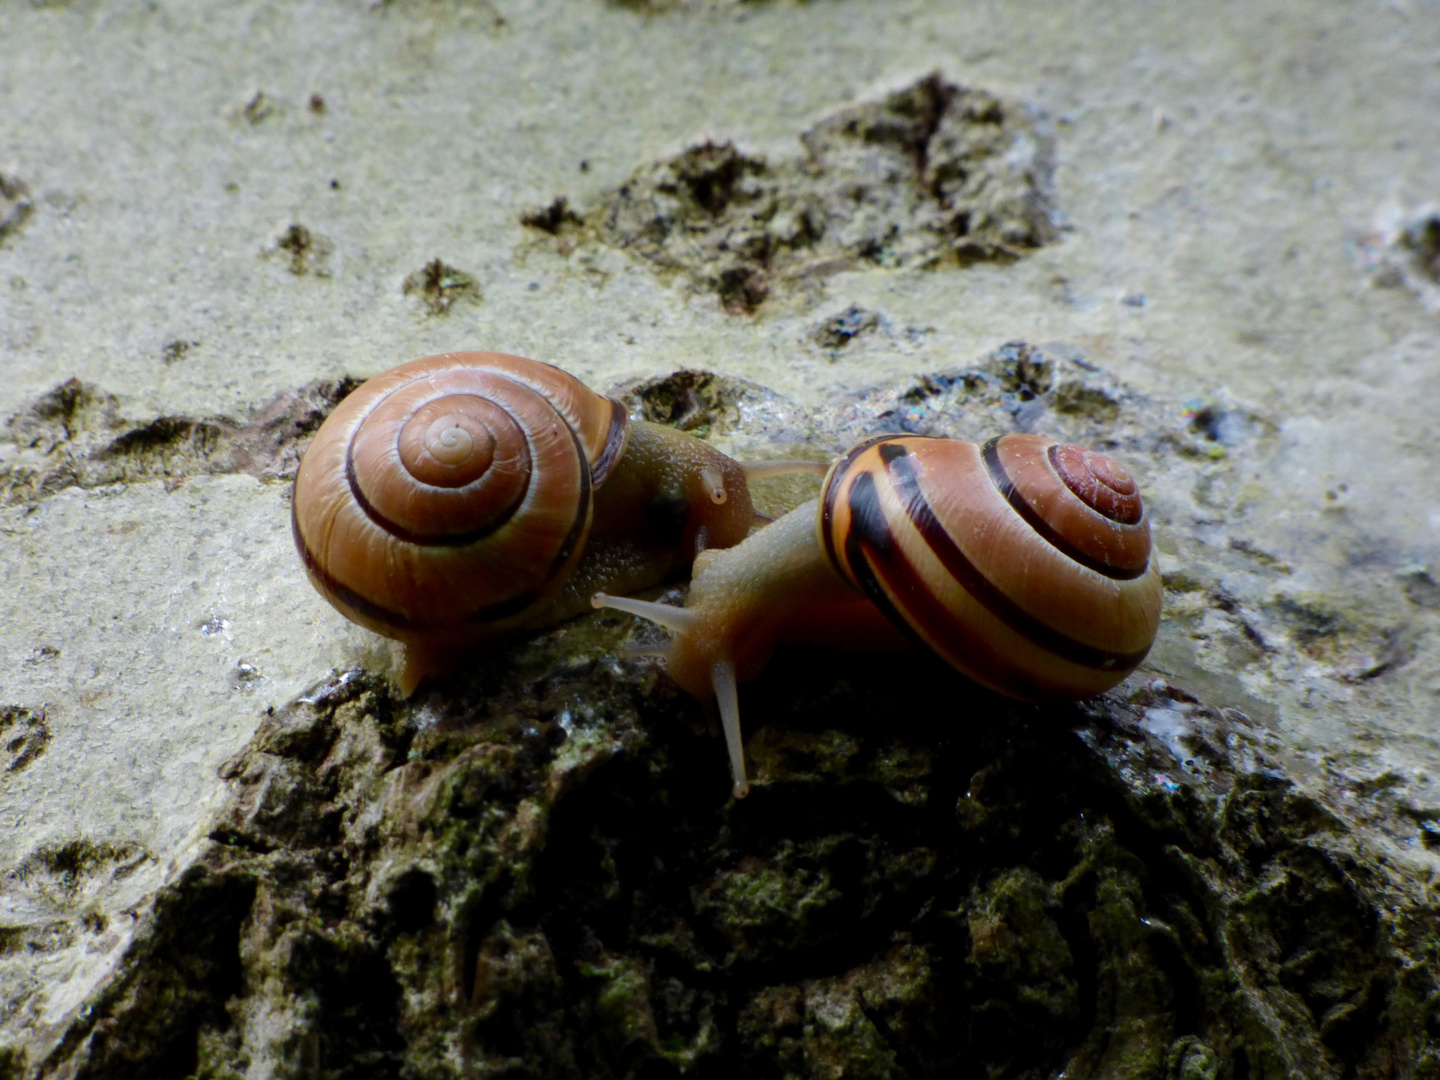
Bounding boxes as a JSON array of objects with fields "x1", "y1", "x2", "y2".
[
  {"x1": 293, "y1": 351, "x2": 628, "y2": 644},
  {"x1": 818, "y1": 432, "x2": 1162, "y2": 701}
]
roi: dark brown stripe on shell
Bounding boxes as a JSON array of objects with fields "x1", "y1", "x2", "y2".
[
  {"x1": 591, "y1": 398, "x2": 630, "y2": 488},
  {"x1": 313, "y1": 398, "x2": 594, "y2": 629},
  {"x1": 981, "y1": 438, "x2": 1149, "y2": 582},
  {"x1": 868, "y1": 447, "x2": 1151, "y2": 673},
  {"x1": 345, "y1": 446, "x2": 534, "y2": 547},
  {"x1": 842, "y1": 473, "x2": 1050, "y2": 698},
  {"x1": 342, "y1": 362, "x2": 584, "y2": 547},
  {"x1": 821, "y1": 434, "x2": 902, "y2": 577},
  {"x1": 466, "y1": 589, "x2": 544, "y2": 624},
  {"x1": 292, "y1": 502, "x2": 427, "y2": 633},
  {"x1": 878, "y1": 441, "x2": 910, "y2": 466},
  {"x1": 466, "y1": 413, "x2": 594, "y2": 625},
  {"x1": 540, "y1": 417, "x2": 594, "y2": 589},
  {"x1": 840, "y1": 471, "x2": 926, "y2": 648},
  {"x1": 293, "y1": 499, "x2": 549, "y2": 632}
]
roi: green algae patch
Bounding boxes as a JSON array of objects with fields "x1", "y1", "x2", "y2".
[
  {"x1": 696, "y1": 842, "x2": 844, "y2": 965},
  {"x1": 966, "y1": 868, "x2": 1078, "y2": 1025}
]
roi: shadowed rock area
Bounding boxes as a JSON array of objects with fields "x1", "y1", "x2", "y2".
[{"x1": 23, "y1": 663, "x2": 1438, "y2": 1079}]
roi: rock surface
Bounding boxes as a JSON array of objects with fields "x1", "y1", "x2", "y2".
[{"x1": 3, "y1": 1, "x2": 1440, "y2": 1077}]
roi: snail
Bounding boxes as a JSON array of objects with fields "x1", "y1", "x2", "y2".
[
  {"x1": 292, "y1": 351, "x2": 772, "y2": 692},
  {"x1": 593, "y1": 433, "x2": 1164, "y2": 798}
]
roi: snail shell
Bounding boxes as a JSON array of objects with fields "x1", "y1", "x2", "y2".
[
  {"x1": 594, "y1": 432, "x2": 1163, "y2": 796},
  {"x1": 819, "y1": 432, "x2": 1160, "y2": 701},
  {"x1": 293, "y1": 351, "x2": 758, "y2": 690},
  {"x1": 293, "y1": 351, "x2": 628, "y2": 645}
]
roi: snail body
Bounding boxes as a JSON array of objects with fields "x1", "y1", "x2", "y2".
[
  {"x1": 292, "y1": 351, "x2": 758, "y2": 691},
  {"x1": 594, "y1": 433, "x2": 1164, "y2": 797}
]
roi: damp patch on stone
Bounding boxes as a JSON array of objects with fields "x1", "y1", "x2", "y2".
[
  {"x1": 403, "y1": 257, "x2": 481, "y2": 315},
  {"x1": 0, "y1": 172, "x2": 34, "y2": 247},
  {"x1": 528, "y1": 74, "x2": 1058, "y2": 312}
]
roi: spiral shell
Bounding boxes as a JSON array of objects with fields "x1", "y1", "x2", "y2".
[
  {"x1": 292, "y1": 351, "x2": 628, "y2": 646},
  {"x1": 818, "y1": 432, "x2": 1162, "y2": 700}
]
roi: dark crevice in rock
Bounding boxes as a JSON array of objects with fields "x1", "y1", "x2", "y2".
[
  {"x1": 402, "y1": 257, "x2": 481, "y2": 315},
  {"x1": 1, "y1": 705, "x2": 51, "y2": 773},
  {"x1": 269, "y1": 222, "x2": 334, "y2": 277},
  {"x1": 45, "y1": 865, "x2": 255, "y2": 1080}
]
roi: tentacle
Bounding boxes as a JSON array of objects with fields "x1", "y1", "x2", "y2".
[
  {"x1": 698, "y1": 465, "x2": 729, "y2": 505},
  {"x1": 742, "y1": 460, "x2": 830, "y2": 483},
  {"x1": 591, "y1": 592, "x2": 703, "y2": 636},
  {"x1": 711, "y1": 657, "x2": 749, "y2": 798}
]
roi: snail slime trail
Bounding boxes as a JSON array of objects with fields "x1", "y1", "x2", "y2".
[
  {"x1": 292, "y1": 351, "x2": 768, "y2": 693},
  {"x1": 595, "y1": 433, "x2": 1163, "y2": 799}
]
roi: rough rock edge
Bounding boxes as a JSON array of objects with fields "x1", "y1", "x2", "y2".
[{"x1": 14, "y1": 665, "x2": 1440, "y2": 1079}]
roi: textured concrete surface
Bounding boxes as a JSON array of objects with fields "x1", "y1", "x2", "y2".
[{"x1": 2, "y1": 0, "x2": 1440, "y2": 1073}]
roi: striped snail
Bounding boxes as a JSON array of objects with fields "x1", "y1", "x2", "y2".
[
  {"x1": 594, "y1": 433, "x2": 1164, "y2": 798},
  {"x1": 292, "y1": 351, "x2": 763, "y2": 692}
]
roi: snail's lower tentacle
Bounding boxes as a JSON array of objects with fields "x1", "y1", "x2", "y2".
[{"x1": 710, "y1": 656, "x2": 748, "y2": 799}]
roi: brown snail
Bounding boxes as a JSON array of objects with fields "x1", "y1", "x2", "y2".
[
  {"x1": 594, "y1": 433, "x2": 1164, "y2": 798},
  {"x1": 292, "y1": 351, "x2": 764, "y2": 692}
]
